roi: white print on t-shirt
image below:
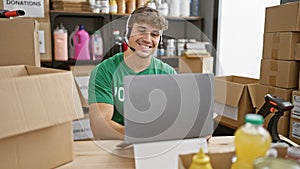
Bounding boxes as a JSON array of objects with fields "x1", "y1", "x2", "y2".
[{"x1": 114, "y1": 86, "x2": 125, "y2": 102}]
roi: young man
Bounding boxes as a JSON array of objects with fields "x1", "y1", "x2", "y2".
[{"x1": 88, "y1": 7, "x2": 177, "y2": 139}]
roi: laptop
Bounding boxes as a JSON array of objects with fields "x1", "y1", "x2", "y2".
[{"x1": 116, "y1": 73, "x2": 214, "y2": 148}]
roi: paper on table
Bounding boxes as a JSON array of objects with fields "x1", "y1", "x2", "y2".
[{"x1": 133, "y1": 138, "x2": 207, "y2": 169}]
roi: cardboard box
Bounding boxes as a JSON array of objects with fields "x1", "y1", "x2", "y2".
[
  {"x1": 178, "y1": 147, "x2": 292, "y2": 169},
  {"x1": 248, "y1": 83, "x2": 293, "y2": 116},
  {"x1": 289, "y1": 117, "x2": 300, "y2": 145},
  {"x1": 39, "y1": 22, "x2": 52, "y2": 61},
  {"x1": 292, "y1": 90, "x2": 300, "y2": 119},
  {"x1": 263, "y1": 32, "x2": 300, "y2": 60},
  {"x1": 178, "y1": 55, "x2": 213, "y2": 73},
  {"x1": 264, "y1": 114, "x2": 290, "y2": 137},
  {"x1": 0, "y1": 18, "x2": 40, "y2": 67},
  {"x1": 73, "y1": 113, "x2": 93, "y2": 141},
  {"x1": 0, "y1": 65, "x2": 84, "y2": 169},
  {"x1": 0, "y1": 0, "x2": 50, "y2": 23},
  {"x1": 214, "y1": 76, "x2": 258, "y2": 129},
  {"x1": 265, "y1": 2, "x2": 300, "y2": 32},
  {"x1": 295, "y1": 43, "x2": 300, "y2": 61},
  {"x1": 70, "y1": 65, "x2": 95, "y2": 108},
  {"x1": 259, "y1": 59, "x2": 299, "y2": 89}
]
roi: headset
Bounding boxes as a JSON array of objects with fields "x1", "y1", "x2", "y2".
[{"x1": 123, "y1": 7, "x2": 164, "y2": 52}]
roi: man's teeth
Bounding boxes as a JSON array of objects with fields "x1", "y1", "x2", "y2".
[{"x1": 139, "y1": 43, "x2": 152, "y2": 48}]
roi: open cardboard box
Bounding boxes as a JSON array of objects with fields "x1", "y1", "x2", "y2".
[
  {"x1": 0, "y1": 65, "x2": 83, "y2": 169},
  {"x1": 214, "y1": 76, "x2": 258, "y2": 129},
  {"x1": 178, "y1": 136, "x2": 297, "y2": 169}
]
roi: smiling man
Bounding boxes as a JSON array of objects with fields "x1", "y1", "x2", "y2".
[{"x1": 88, "y1": 7, "x2": 177, "y2": 139}]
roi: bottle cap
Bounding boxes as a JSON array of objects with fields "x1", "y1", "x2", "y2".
[
  {"x1": 79, "y1": 24, "x2": 85, "y2": 30},
  {"x1": 245, "y1": 114, "x2": 264, "y2": 125},
  {"x1": 193, "y1": 148, "x2": 210, "y2": 165}
]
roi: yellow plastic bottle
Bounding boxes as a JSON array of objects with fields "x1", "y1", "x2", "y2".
[
  {"x1": 189, "y1": 148, "x2": 213, "y2": 169},
  {"x1": 230, "y1": 114, "x2": 271, "y2": 169},
  {"x1": 109, "y1": 0, "x2": 118, "y2": 14}
]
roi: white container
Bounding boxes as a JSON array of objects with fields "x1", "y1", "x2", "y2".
[
  {"x1": 180, "y1": 0, "x2": 190, "y2": 17},
  {"x1": 166, "y1": 39, "x2": 175, "y2": 56},
  {"x1": 157, "y1": 0, "x2": 169, "y2": 16},
  {"x1": 177, "y1": 39, "x2": 186, "y2": 56},
  {"x1": 168, "y1": 0, "x2": 180, "y2": 17}
]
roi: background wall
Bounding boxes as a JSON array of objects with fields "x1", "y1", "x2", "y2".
[{"x1": 215, "y1": 0, "x2": 280, "y2": 78}]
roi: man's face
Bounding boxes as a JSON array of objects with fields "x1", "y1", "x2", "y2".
[{"x1": 128, "y1": 23, "x2": 162, "y2": 58}]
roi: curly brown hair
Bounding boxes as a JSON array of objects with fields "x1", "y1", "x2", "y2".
[{"x1": 127, "y1": 7, "x2": 168, "y2": 31}]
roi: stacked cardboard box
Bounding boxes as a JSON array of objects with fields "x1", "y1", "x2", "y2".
[
  {"x1": 290, "y1": 91, "x2": 300, "y2": 145},
  {"x1": 254, "y1": 1, "x2": 300, "y2": 138},
  {"x1": 0, "y1": 0, "x2": 52, "y2": 61}
]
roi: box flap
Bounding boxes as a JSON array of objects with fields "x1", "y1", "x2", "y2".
[
  {"x1": 0, "y1": 18, "x2": 40, "y2": 67},
  {"x1": 248, "y1": 83, "x2": 258, "y2": 109},
  {"x1": 214, "y1": 76, "x2": 245, "y2": 107},
  {"x1": 0, "y1": 65, "x2": 83, "y2": 139}
]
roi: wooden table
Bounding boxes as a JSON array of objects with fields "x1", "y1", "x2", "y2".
[
  {"x1": 56, "y1": 136, "x2": 298, "y2": 169},
  {"x1": 56, "y1": 137, "x2": 235, "y2": 169}
]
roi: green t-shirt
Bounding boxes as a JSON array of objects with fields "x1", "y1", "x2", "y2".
[{"x1": 88, "y1": 53, "x2": 177, "y2": 125}]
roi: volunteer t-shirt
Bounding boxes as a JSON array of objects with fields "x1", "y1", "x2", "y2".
[{"x1": 88, "y1": 52, "x2": 177, "y2": 125}]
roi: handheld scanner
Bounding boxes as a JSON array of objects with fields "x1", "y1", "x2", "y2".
[{"x1": 258, "y1": 94, "x2": 294, "y2": 118}]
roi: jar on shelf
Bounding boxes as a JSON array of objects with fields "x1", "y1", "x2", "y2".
[
  {"x1": 126, "y1": 0, "x2": 136, "y2": 14},
  {"x1": 117, "y1": 0, "x2": 126, "y2": 14}
]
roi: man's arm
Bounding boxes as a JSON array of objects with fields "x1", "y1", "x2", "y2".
[{"x1": 89, "y1": 102, "x2": 124, "y2": 140}]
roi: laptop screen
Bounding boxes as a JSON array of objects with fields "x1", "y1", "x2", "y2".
[{"x1": 123, "y1": 73, "x2": 214, "y2": 144}]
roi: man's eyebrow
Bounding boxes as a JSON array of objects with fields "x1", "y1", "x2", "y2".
[{"x1": 136, "y1": 25, "x2": 160, "y2": 33}]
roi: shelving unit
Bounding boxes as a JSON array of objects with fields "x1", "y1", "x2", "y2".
[{"x1": 44, "y1": 10, "x2": 204, "y2": 69}]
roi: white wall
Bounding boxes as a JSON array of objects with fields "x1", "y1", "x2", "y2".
[{"x1": 215, "y1": 0, "x2": 280, "y2": 79}]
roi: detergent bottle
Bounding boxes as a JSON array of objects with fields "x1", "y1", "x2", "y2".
[{"x1": 73, "y1": 24, "x2": 90, "y2": 60}]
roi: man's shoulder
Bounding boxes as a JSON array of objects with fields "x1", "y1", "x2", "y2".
[
  {"x1": 96, "y1": 53, "x2": 123, "y2": 69},
  {"x1": 152, "y1": 57, "x2": 176, "y2": 73}
]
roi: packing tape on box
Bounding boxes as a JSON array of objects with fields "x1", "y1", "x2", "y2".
[
  {"x1": 270, "y1": 60, "x2": 278, "y2": 71},
  {"x1": 270, "y1": 76, "x2": 277, "y2": 86},
  {"x1": 267, "y1": 87, "x2": 275, "y2": 95},
  {"x1": 271, "y1": 33, "x2": 280, "y2": 59}
]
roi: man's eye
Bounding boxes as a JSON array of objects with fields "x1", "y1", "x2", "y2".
[{"x1": 151, "y1": 33, "x2": 160, "y2": 37}]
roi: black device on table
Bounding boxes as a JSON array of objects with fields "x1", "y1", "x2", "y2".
[{"x1": 257, "y1": 94, "x2": 294, "y2": 145}]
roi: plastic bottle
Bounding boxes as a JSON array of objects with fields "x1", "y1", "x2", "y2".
[
  {"x1": 113, "y1": 29, "x2": 123, "y2": 53},
  {"x1": 285, "y1": 147, "x2": 300, "y2": 163},
  {"x1": 168, "y1": 0, "x2": 180, "y2": 16},
  {"x1": 54, "y1": 23, "x2": 68, "y2": 61},
  {"x1": 73, "y1": 24, "x2": 91, "y2": 60},
  {"x1": 68, "y1": 25, "x2": 79, "y2": 60},
  {"x1": 157, "y1": 38, "x2": 165, "y2": 57},
  {"x1": 117, "y1": 0, "x2": 126, "y2": 14},
  {"x1": 188, "y1": 148, "x2": 213, "y2": 169},
  {"x1": 90, "y1": 30, "x2": 104, "y2": 61},
  {"x1": 157, "y1": 0, "x2": 168, "y2": 16},
  {"x1": 180, "y1": 0, "x2": 191, "y2": 17},
  {"x1": 146, "y1": 0, "x2": 156, "y2": 9},
  {"x1": 190, "y1": 0, "x2": 199, "y2": 16},
  {"x1": 109, "y1": 0, "x2": 118, "y2": 14},
  {"x1": 126, "y1": 0, "x2": 136, "y2": 14},
  {"x1": 166, "y1": 39, "x2": 175, "y2": 56},
  {"x1": 230, "y1": 114, "x2": 272, "y2": 169}
]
